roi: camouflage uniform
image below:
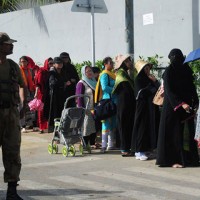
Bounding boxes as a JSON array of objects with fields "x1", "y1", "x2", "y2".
[{"x1": 0, "y1": 59, "x2": 24, "y2": 183}]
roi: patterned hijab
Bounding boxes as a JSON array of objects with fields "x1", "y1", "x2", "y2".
[{"x1": 112, "y1": 68, "x2": 134, "y2": 94}]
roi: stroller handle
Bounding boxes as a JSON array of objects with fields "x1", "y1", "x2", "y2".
[{"x1": 64, "y1": 94, "x2": 90, "y2": 109}]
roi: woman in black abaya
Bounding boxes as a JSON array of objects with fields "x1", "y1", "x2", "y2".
[
  {"x1": 131, "y1": 60, "x2": 160, "y2": 160},
  {"x1": 112, "y1": 55, "x2": 135, "y2": 156},
  {"x1": 156, "y1": 49, "x2": 199, "y2": 168},
  {"x1": 44, "y1": 57, "x2": 65, "y2": 132}
]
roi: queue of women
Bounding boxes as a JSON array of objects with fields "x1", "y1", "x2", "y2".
[
  {"x1": 20, "y1": 48, "x2": 200, "y2": 168},
  {"x1": 18, "y1": 53, "x2": 79, "y2": 134}
]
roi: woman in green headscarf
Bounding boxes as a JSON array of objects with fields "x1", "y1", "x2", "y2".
[{"x1": 112, "y1": 54, "x2": 135, "y2": 156}]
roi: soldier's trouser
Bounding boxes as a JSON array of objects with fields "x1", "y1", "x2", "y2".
[{"x1": 0, "y1": 106, "x2": 21, "y2": 183}]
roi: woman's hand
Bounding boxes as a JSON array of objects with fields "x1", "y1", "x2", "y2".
[
  {"x1": 71, "y1": 79, "x2": 76, "y2": 83},
  {"x1": 34, "y1": 87, "x2": 39, "y2": 98},
  {"x1": 34, "y1": 93, "x2": 37, "y2": 98},
  {"x1": 148, "y1": 74, "x2": 157, "y2": 82},
  {"x1": 66, "y1": 81, "x2": 71, "y2": 86},
  {"x1": 20, "y1": 101, "x2": 27, "y2": 119},
  {"x1": 182, "y1": 103, "x2": 190, "y2": 112}
]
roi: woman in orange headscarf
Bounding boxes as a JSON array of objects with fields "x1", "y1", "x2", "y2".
[
  {"x1": 19, "y1": 56, "x2": 36, "y2": 132},
  {"x1": 20, "y1": 56, "x2": 35, "y2": 93}
]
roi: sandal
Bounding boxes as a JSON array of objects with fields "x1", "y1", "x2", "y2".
[
  {"x1": 121, "y1": 152, "x2": 132, "y2": 157},
  {"x1": 95, "y1": 143, "x2": 102, "y2": 149},
  {"x1": 172, "y1": 164, "x2": 184, "y2": 168},
  {"x1": 91, "y1": 145, "x2": 97, "y2": 149}
]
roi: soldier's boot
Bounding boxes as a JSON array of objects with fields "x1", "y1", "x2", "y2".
[{"x1": 6, "y1": 182, "x2": 23, "y2": 200}]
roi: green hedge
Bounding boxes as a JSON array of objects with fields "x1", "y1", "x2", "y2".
[
  {"x1": 139, "y1": 54, "x2": 200, "y2": 96},
  {"x1": 73, "y1": 60, "x2": 103, "y2": 78},
  {"x1": 73, "y1": 56, "x2": 200, "y2": 96}
]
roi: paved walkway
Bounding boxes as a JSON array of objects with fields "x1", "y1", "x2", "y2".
[{"x1": 0, "y1": 131, "x2": 200, "y2": 200}]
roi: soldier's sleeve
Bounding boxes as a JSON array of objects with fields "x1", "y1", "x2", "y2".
[{"x1": 15, "y1": 64, "x2": 25, "y2": 88}]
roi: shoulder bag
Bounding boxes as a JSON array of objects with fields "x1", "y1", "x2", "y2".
[
  {"x1": 152, "y1": 86, "x2": 164, "y2": 106},
  {"x1": 94, "y1": 74, "x2": 117, "y2": 120}
]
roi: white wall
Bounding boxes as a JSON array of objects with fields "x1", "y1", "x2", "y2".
[
  {"x1": 0, "y1": 0, "x2": 126, "y2": 65},
  {"x1": 1, "y1": 0, "x2": 199, "y2": 67},
  {"x1": 134, "y1": 0, "x2": 200, "y2": 66}
]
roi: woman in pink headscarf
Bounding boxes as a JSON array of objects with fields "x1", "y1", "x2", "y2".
[{"x1": 34, "y1": 57, "x2": 53, "y2": 133}]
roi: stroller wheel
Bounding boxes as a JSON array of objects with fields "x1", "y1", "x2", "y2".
[
  {"x1": 79, "y1": 144, "x2": 84, "y2": 155},
  {"x1": 53, "y1": 144, "x2": 59, "y2": 154},
  {"x1": 86, "y1": 144, "x2": 91, "y2": 154},
  {"x1": 69, "y1": 145, "x2": 76, "y2": 156},
  {"x1": 48, "y1": 144, "x2": 53, "y2": 154},
  {"x1": 62, "y1": 146, "x2": 69, "y2": 157}
]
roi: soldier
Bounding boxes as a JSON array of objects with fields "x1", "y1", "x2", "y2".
[{"x1": 0, "y1": 32, "x2": 26, "y2": 200}]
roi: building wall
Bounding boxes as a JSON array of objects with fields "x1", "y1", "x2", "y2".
[
  {"x1": 0, "y1": 0, "x2": 126, "y2": 65},
  {"x1": 134, "y1": 0, "x2": 200, "y2": 66},
  {"x1": 0, "y1": 0, "x2": 200, "y2": 66}
]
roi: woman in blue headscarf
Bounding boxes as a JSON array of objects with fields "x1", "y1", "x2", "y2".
[{"x1": 76, "y1": 65, "x2": 97, "y2": 148}]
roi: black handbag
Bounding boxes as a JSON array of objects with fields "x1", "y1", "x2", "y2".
[
  {"x1": 94, "y1": 99, "x2": 117, "y2": 120},
  {"x1": 179, "y1": 107, "x2": 196, "y2": 123},
  {"x1": 94, "y1": 74, "x2": 117, "y2": 120}
]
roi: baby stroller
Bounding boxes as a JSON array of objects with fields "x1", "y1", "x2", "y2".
[{"x1": 48, "y1": 94, "x2": 91, "y2": 157}]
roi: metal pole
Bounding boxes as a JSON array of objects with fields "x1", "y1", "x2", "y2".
[
  {"x1": 125, "y1": 0, "x2": 134, "y2": 56},
  {"x1": 91, "y1": 4, "x2": 95, "y2": 67}
]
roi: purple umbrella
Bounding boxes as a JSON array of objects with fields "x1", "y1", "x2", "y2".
[{"x1": 184, "y1": 48, "x2": 200, "y2": 63}]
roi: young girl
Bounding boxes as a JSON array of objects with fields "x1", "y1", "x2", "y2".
[{"x1": 96, "y1": 57, "x2": 116, "y2": 153}]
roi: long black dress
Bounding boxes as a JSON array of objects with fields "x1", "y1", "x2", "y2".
[
  {"x1": 47, "y1": 68, "x2": 65, "y2": 132},
  {"x1": 61, "y1": 63, "x2": 79, "y2": 107},
  {"x1": 156, "y1": 63, "x2": 199, "y2": 167},
  {"x1": 131, "y1": 70, "x2": 160, "y2": 153},
  {"x1": 113, "y1": 68, "x2": 135, "y2": 152}
]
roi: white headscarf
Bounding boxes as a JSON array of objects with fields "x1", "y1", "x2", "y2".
[{"x1": 81, "y1": 65, "x2": 97, "y2": 90}]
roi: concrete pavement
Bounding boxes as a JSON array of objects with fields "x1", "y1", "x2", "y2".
[{"x1": 0, "y1": 131, "x2": 200, "y2": 200}]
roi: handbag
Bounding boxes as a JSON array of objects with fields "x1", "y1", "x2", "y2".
[
  {"x1": 28, "y1": 98, "x2": 44, "y2": 111},
  {"x1": 94, "y1": 74, "x2": 116, "y2": 120},
  {"x1": 153, "y1": 86, "x2": 164, "y2": 106},
  {"x1": 94, "y1": 99, "x2": 117, "y2": 120}
]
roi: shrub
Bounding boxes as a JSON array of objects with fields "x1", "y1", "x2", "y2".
[
  {"x1": 138, "y1": 54, "x2": 165, "y2": 81},
  {"x1": 73, "y1": 60, "x2": 103, "y2": 78},
  {"x1": 189, "y1": 60, "x2": 200, "y2": 95}
]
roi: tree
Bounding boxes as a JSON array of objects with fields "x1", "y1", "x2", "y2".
[{"x1": 0, "y1": 0, "x2": 72, "y2": 13}]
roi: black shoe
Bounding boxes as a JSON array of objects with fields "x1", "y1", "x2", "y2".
[
  {"x1": 6, "y1": 182, "x2": 23, "y2": 200},
  {"x1": 6, "y1": 193, "x2": 23, "y2": 200}
]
